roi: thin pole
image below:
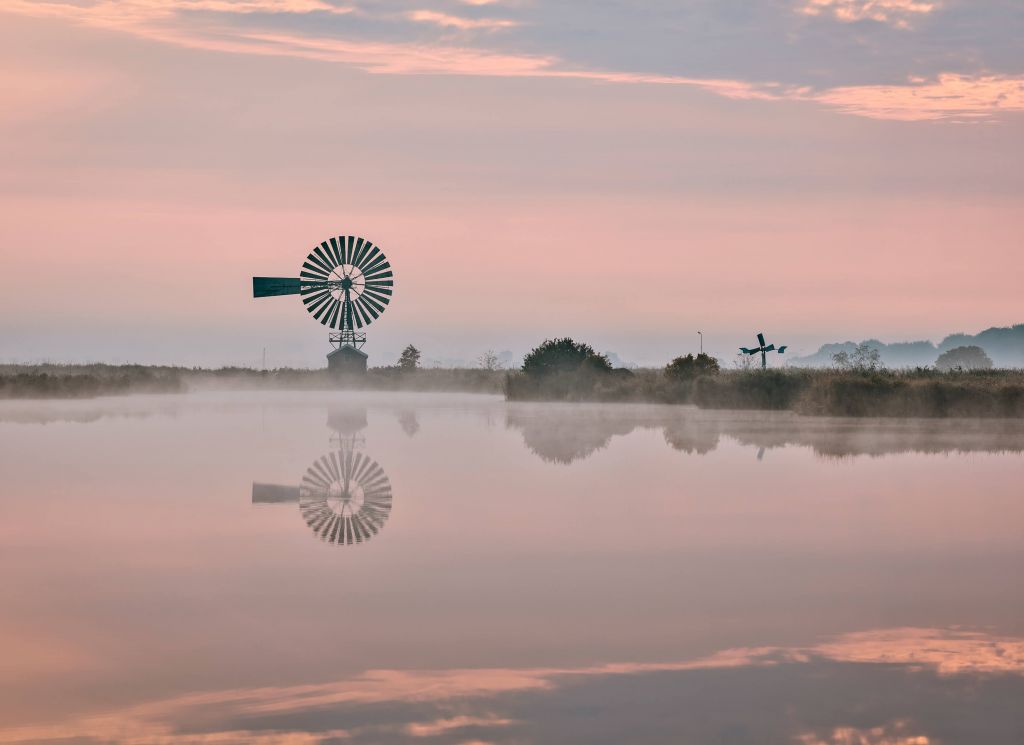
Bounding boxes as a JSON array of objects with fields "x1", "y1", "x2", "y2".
[{"x1": 698, "y1": 331, "x2": 703, "y2": 355}]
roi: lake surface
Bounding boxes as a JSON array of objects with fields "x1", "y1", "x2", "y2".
[{"x1": 2, "y1": 391, "x2": 1024, "y2": 744}]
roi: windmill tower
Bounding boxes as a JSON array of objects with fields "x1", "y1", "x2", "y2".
[{"x1": 253, "y1": 235, "x2": 394, "y2": 374}]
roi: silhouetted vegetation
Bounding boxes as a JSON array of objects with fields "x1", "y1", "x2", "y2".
[
  {"x1": 0, "y1": 363, "x2": 504, "y2": 398},
  {"x1": 0, "y1": 364, "x2": 186, "y2": 399},
  {"x1": 504, "y1": 342, "x2": 1024, "y2": 416},
  {"x1": 522, "y1": 338, "x2": 612, "y2": 376},
  {"x1": 397, "y1": 344, "x2": 421, "y2": 370},
  {"x1": 665, "y1": 353, "x2": 721, "y2": 381},
  {"x1": 4, "y1": 358, "x2": 1024, "y2": 417},
  {"x1": 935, "y1": 345, "x2": 993, "y2": 372},
  {"x1": 506, "y1": 338, "x2": 617, "y2": 400}
]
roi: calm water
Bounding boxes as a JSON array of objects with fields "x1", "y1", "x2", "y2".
[{"x1": 2, "y1": 392, "x2": 1024, "y2": 744}]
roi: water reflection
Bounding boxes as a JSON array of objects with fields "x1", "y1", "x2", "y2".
[
  {"x1": 252, "y1": 404, "x2": 392, "y2": 546},
  {"x1": 506, "y1": 404, "x2": 1024, "y2": 463},
  {"x1": 3, "y1": 627, "x2": 1020, "y2": 744},
  {"x1": 299, "y1": 450, "x2": 392, "y2": 545}
]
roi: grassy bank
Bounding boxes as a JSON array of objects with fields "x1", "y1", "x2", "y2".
[
  {"x1": 505, "y1": 367, "x2": 1024, "y2": 418},
  {"x1": 0, "y1": 364, "x2": 504, "y2": 399},
  {"x1": 5, "y1": 363, "x2": 1023, "y2": 418}
]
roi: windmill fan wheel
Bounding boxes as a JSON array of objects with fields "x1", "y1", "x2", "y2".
[
  {"x1": 299, "y1": 236, "x2": 394, "y2": 330},
  {"x1": 299, "y1": 450, "x2": 392, "y2": 546}
]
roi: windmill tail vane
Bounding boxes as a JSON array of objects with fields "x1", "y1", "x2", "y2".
[{"x1": 739, "y1": 331, "x2": 788, "y2": 370}]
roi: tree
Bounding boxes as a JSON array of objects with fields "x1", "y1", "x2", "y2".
[
  {"x1": 851, "y1": 343, "x2": 882, "y2": 371},
  {"x1": 398, "y1": 344, "x2": 421, "y2": 370},
  {"x1": 521, "y1": 338, "x2": 612, "y2": 377},
  {"x1": 477, "y1": 349, "x2": 503, "y2": 371},
  {"x1": 830, "y1": 350, "x2": 852, "y2": 370},
  {"x1": 665, "y1": 353, "x2": 720, "y2": 381},
  {"x1": 833, "y1": 343, "x2": 882, "y2": 371},
  {"x1": 935, "y1": 345, "x2": 993, "y2": 372}
]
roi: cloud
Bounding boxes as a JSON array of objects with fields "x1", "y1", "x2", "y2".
[
  {"x1": 813, "y1": 73, "x2": 1024, "y2": 120},
  {"x1": 796, "y1": 721, "x2": 933, "y2": 745},
  {"x1": 797, "y1": 0, "x2": 938, "y2": 29},
  {"x1": 0, "y1": 0, "x2": 354, "y2": 22},
  {"x1": 1, "y1": 628, "x2": 1021, "y2": 744},
  {"x1": 2, "y1": 0, "x2": 1021, "y2": 122},
  {"x1": 407, "y1": 10, "x2": 519, "y2": 31}
]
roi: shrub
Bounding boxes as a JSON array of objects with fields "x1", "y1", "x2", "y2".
[
  {"x1": 521, "y1": 338, "x2": 612, "y2": 377},
  {"x1": 935, "y1": 345, "x2": 993, "y2": 372},
  {"x1": 665, "y1": 353, "x2": 720, "y2": 381}
]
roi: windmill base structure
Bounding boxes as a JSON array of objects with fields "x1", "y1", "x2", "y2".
[
  {"x1": 253, "y1": 236, "x2": 394, "y2": 375},
  {"x1": 328, "y1": 345, "x2": 368, "y2": 376}
]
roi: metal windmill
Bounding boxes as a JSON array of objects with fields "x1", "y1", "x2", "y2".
[
  {"x1": 739, "y1": 332, "x2": 788, "y2": 370},
  {"x1": 253, "y1": 235, "x2": 393, "y2": 365}
]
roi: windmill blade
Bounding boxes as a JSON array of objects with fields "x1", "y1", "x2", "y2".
[
  {"x1": 253, "y1": 277, "x2": 302, "y2": 297},
  {"x1": 300, "y1": 265, "x2": 330, "y2": 282},
  {"x1": 326, "y1": 298, "x2": 342, "y2": 329},
  {"x1": 778, "y1": 346, "x2": 788, "y2": 353},
  {"x1": 352, "y1": 238, "x2": 371, "y2": 268},
  {"x1": 359, "y1": 246, "x2": 382, "y2": 272},
  {"x1": 763, "y1": 344, "x2": 776, "y2": 352},
  {"x1": 362, "y1": 283, "x2": 393, "y2": 300},
  {"x1": 355, "y1": 292, "x2": 386, "y2": 319},
  {"x1": 757, "y1": 332, "x2": 766, "y2": 347},
  {"x1": 302, "y1": 290, "x2": 333, "y2": 315},
  {"x1": 361, "y1": 255, "x2": 389, "y2": 279},
  {"x1": 326, "y1": 237, "x2": 343, "y2": 267},
  {"x1": 312, "y1": 297, "x2": 341, "y2": 325},
  {"x1": 304, "y1": 251, "x2": 334, "y2": 277}
]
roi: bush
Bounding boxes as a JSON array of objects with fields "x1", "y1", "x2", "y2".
[
  {"x1": 935, "y1": 345, "x2": 993, "y2": 372},
  {"x1": 521, "y1": 338, "x2": 612, "y2": 377},
  {"x1": 665, "y1": 353, "x2": 720, "y2": 381}
]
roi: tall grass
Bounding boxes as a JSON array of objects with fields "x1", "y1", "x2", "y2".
[
  {"x1": 0, "y1": 363, "x2": 505, "y2": 399},
  {"x1": 5, "y1": 363, "x2": 1023, "y2": 417},
  {"x1": 506, "y1": 367, "x2": 1024, "y2": 418}
]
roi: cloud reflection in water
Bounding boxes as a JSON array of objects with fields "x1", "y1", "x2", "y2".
[{"x1": 3, "y1": 627, "x2": 1022, "y2": 744}]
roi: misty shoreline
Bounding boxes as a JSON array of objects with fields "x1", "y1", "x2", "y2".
[{"x1": 3, "y1": 363, "x2": 1024, "y2": 419}]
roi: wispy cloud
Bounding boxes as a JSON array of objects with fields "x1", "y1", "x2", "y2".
[
  {"x1": 814, "y1": 73, "x2": 1024, "y2": 121},
  {"x1": 0, "y1": 628, "x2": 1020, "y2": 744},
  {"x1": 407, "y1": 9, "x2": 519, "y2": 31},
  {"x1": 797, "y1": 0, "x2": 938, "y2": 29},
  {"x1": 2, "y1": 0, "x2": 1020, "y2": 122},
  {"x1": 796, "y1": 720, "x2": 933, "y2": 745}
]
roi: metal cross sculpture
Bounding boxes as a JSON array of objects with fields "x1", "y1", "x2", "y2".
[{"x1": 739, "y1": 332, "x2": 788, "y2": 370}]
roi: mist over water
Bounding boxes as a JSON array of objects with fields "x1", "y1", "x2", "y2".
[{"x1": 2, "y1": 391, "x2": 1024, "y2": 743}]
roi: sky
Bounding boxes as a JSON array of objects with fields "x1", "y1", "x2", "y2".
[{"x1": 0, "y1": 0, "x2": 1022, "y2": 367}]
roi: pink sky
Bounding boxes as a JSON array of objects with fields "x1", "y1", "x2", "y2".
[{"x1": 0, "y1": 2, "x2": 1021, "y2": 366}]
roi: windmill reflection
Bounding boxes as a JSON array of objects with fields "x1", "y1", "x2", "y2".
[
  {"x1": 298, "y1": 449, "x2": 391, "y2": 545},
  {"x1": 252, "y1": 404, "x2": 392, "y2": 546}
]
